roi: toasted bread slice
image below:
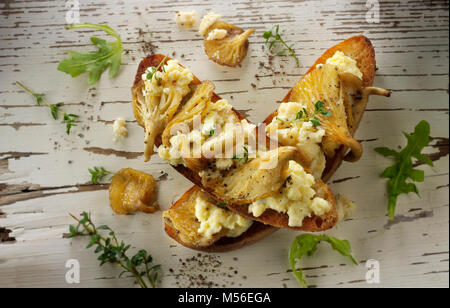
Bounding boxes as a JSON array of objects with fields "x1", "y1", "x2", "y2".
[
  {"x1": 133, "y1": 57, "x2": 278, "y2": 251},
  {"x1": 227, "y1": 174, "x2": 338, "y2": 231},
  {"x1": 132, "y1": 55, "x2": 246, "y2": 186},
  {"x1": 132, "y1": 54, "x2": 338, "y2": 233},
  {"x1": 163, "y1": 186, "x2": 277, "y2": 252},
  {"x1": 264, "y1": 35, "x2": 391, "y2": 182}
]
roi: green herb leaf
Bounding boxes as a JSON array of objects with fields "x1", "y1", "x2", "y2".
[
  {"x1": 282, "y1": 100, "x2": 332, "y2": 127},
  {"x1": 88, "y1": 166, "x2": 113, "y2": 184},
  {"x1": 289, "y1": 234, "x2": 357, "y2": 288},
  {"x1": 63, "y1": 113, "x2": 78, "y2": 135},
  {"x1": 375, "y1": 120, "x2": 433, "y2": 221},
  {"x1": 310, "y1": 117, "x2": 321, "y2": 127},
  {"x1": 68, "y1": 212, "x2": 160, "y2": 288},
  {"x1": 233, "y1": 146, "x2": 249, "y2": 163},
  {"x1": 49, "y1": 102, "x2": 64, "y2": 120},
  {"x1": 57, "y1": 24, "x2": 123, "y2": 85},
  {"x1": 16, "y1": 82, "x2": 79, "y2": 135},
  {"x1": 145, "y1": 55, "x2": 168, "y2": 84},
  {"x1": 263, "y1": 25, "x2": 299, "y2": 66},
  {"x1": 33, "y1": 93, "x2": 44, "y2": 105}
]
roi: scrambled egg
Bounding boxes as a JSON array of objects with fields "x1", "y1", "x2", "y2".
[
  {"x1": 267, "y1": 102, "x2": 326, "y2": 179},
  {"x1": 142, "y1": 59, "x2": 193, "y2": 98},
  {"x1": 158, "y1": 97, "x2": 256, "y2": 172},
  {"x1": 199, "y1": 12, "x2": 222, "y2": 36},
  {"x1": 325, "y1": 51, "x2": 363, "y2": 79},
  {"x1": 248, "y1": 160, "x2": 331, "y2": 227},
  {"x1": 113, "y1": 117, "x2": 128, "y2": 141},
  {"x1": 175, "y1": 11, "x2": 197, "y2": 28},
  {"x1": 195, "y1": 194, "x2": 253, "y2": 239},
  {"x1": 207, "y1": 28, "x2": 227, "y2": 40},
  {"x1": 266, "y1": 52, "x2": 362, "y2": 178}
]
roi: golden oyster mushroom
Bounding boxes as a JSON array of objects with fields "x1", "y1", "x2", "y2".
[
  {"x1": 203, "y1": 20, "x2": 255, "y2": 67},
  {"x1": 201, "y1": 146, "x2": 311, "y2": 205},
  {"x1": 161, "y1": 81, "x2": 215, "y2": 147},
  {"x1": 109, "y1": 168, "x2": 159, "y2": 215},
  {"x1": 160, "y1": 81, "x2": 216, "y2": 173},
  {"x1": 132, "y1": 58, "x2": 194, "y2": 161},
  {"x1": 289, "y1": 63, "x2": 390, "y2": 162}
]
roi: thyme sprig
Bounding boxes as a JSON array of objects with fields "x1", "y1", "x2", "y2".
[
  {"x1": 88, "y1": 166, "x2": 115, "y2": 184},
  {"x1": 233, "y1": 146, "x2": 249, "y2": 164},
  {"x1": 263, "y1": 25, "x2": 299, "y2": 66},
  {"x1": 146, "y1": 55, "x2": 168, "y2": 83},
  {"x1": 16, "y1": 81, "x2": 79, "y2": 135},
  {"x1": 68, "y1": 212, "x2": 160, "y2": 288},
  {"x1": 277, "y1": 100, "x2": 332, "y2": 128}
]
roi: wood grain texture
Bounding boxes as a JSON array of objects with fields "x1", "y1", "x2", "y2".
[{"x1": 0, "y1": 0, "x2": 448, "y2": 288}]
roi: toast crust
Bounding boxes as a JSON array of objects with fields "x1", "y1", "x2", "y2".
[
  {"x1": 227, "y1": 177, "x2": 338, "y2": 231},
  {"x1": 164, "y1": 186, "x2": 277, "y2": 252}
]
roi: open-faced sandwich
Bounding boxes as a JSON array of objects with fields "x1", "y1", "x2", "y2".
[
  {"x1": 131, "y1": 35, "x2": 390, "y2": 251},
  {"x1": 162, "y1": 186, "x2": 278, "y2": 252},
  {"x1": 131, "y1": 55, "x2": 340, "y2": 250},
  {"x1": 227, "y1": 35, "x2": 391, "y2": 227}
]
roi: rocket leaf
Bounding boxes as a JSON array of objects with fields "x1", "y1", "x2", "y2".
[
  {"x1": 57, "y1": 24, "x2": 123, "y2": 85},
  {"x1": 289, "y1": 234, "x2": 357, "y2": 288},
  {"x1": 375, "y1": 120, "x2": 433, "y2": 221}
]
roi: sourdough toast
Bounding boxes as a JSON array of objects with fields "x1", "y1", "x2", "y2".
[
  {"x1": 263, "y1": 35, "x2": 390, "y2": 182},
  {"x1": 163, "y1": 187, "x2": 277, "y2": 252}
]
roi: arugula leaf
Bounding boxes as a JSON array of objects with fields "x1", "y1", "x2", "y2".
[
  {"x1": 375, "y1": 120, "x2": 433, "y2": 221},
  {"x1": 58, "y1": 24, "x2": 123, "y2": 85},
  {"x1": 289, "y1": 234, "x2": 357, "y2": 288}
]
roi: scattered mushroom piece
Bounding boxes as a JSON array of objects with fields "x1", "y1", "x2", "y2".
[
  {"x1": 199, "y1": 14, "x2": 255, "y2": 67},
  {"x1": 109, "y1": 168, "x2": 159, "y2": 214}
]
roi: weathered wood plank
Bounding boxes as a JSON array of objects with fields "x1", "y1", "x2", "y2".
[{"x1": 0, "y1": 0, "x2": 448, "y2": 288}]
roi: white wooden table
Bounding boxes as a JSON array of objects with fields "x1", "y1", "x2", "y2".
[{"x1": 0, "y1": 0, "x2": 448, "y2": 288}]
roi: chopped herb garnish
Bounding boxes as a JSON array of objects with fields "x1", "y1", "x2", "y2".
[
  {"x1": 63, "y1": 113, "x2": 79, "y2": 135},
  {"x1": 263, "y1": 25, "x2": 299, "y2": 66},
  {"x1": 88, "y1": 166, "x2": 114, "y2": 184},
  {"x1": 209, "y1": 129, "x2": 215, "y2": 137},
  {"x1": 233, "y1": 146, "x2": 249, "y2": 164},
  {"x1": 279, "y1": 100, "x2": 332, "y2": 127},
  {"x1": 68, "y1": 212, "x2": 160, "y2": 288},
  {"x1": 16, "y1": 81, "x2": 79, "y2": 135},
  {"x1": 146, "y1": 55, "x2": 168, "y2": 84},
  {"x1": 290, "y1": 234, "x2": 357, "y2": 288},
  {"x1": 375, "y1": 120, "x2": 433, "y2": 221}
]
